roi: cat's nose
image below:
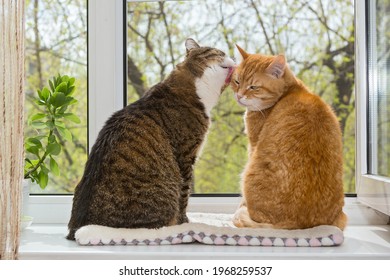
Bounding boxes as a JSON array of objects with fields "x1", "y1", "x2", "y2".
[{"x1": 237, "y1": 91, "x2": 245, "y2": 99}]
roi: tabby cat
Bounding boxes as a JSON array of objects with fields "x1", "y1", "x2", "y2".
[
  {"x1": 231, "y1": 45, "x2": 347, "y2": 230},
  {"x1": 66, "y1": 39, "x2": 235, "y2": 240}
]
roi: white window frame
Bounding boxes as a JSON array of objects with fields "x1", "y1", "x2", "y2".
[
  {"x1": 27, "y1": 0, "x2": 390, "y2": 225},
  {"x1": 355, "y1": 0, "x2": 390, "y2": 216},
  {"x1": 88, "y1": 0, "x2": 126, "y2": 148}
]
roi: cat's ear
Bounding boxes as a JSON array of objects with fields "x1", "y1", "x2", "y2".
[
  {"x1": 235, "y1": 44, "x2": 249, "y2": 61},
  {"x1": 265, "y1": 54, "x2": 286, "y2": 79},
  {"x1": 185, "y1": 38, "x2": 200, "y2": 54}
]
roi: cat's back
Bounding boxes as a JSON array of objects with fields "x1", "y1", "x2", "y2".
[
  {"x1": 266, "y1": 89, "x2": 342, "y2": 146},
  {"x1": 96, "y1": 82, "x2": 199, "y2": 150},
  {"x1": 101, "y1": 83, "x2": 175, "y2": 134},
  {"x1": 256, "y1": 87, "x2": 344, "y2": 191},
  {"x1": 244, "y1": 87, "x2": 345, "y2": 230}
]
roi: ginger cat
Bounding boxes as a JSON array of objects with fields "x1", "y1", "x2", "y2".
[{"x1": 231, "y1": 45, "x2": 347, "y2": 230}]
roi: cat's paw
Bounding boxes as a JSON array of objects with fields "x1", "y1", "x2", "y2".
[
  {"x1": 232, "y1": 207, "x2": 246, "y2": 228},
  {"x1": 232, "y1": 218, "x2": 244, "y2": 228}
]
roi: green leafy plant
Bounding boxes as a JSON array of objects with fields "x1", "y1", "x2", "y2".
[{"x1": 24, "y1": 74, "x2": 80, "y2": 189}]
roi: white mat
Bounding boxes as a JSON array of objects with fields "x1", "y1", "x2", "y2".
[{"x1": 75, "y1": 213, "x2": 344, "y2": 247}]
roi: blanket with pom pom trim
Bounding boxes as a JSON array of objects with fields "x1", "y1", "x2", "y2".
[{"x1": 75, "y1": 213, "x2": 344, "y2": 247}]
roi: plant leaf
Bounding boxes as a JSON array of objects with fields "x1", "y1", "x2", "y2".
[
  {"x1": 41, "y1": 87, "x2": 51, "y2": 101},
  {"x1": 27, "y1": 137, "x2": 42, "y2": 149},
  {"x1": 30, "y1": 113, "x2": 46, "y2": 122},
  {"x1": 55, "y1": 120, "x2": 66, "y2": 128},
  {"x1": 69, "y1": 77, "x2": 75, "y2": 86},
  {"x1": 50, "y1": 157, "x2": 60, "y2": 176},
  {"x1": 57, "y1": 126, "x2": 72, "y2": 142},
  {"x1": 30, "y1": 121, "x2": 46, "y2": 129},
  {"x1": 63, "y1": 113, "x2": 81, "y2": 124},
  {"x1": 50, "y1": 92, "x2": 67, "y2": 108},
  {"x1": 26, "y1": 146, "x2": 40, "y2": 156},
  {"x1": 53, "y1": 76, "x2": 59, "y2": 87},
  {"x1": 46, "y1": 120, "x2": 55, "y2": 130},
  {"x1": 46, "y1": 142, "x2": 61, "y2": 156},
  {"x1": 41, "y1": 165, "x2": 50, "y2": 175},
  {"x1": 55, "y1": 82, "x2": 68, "y2": 94},
  {"x1": 48, "y1": 134, "x2": 56, "y2": 143},
  {"x1": 66, "y1": 85, "x2": 75, "y2": 96},
  {"x1": 37, "y1": 89, "x2": 43, "y2": 100},
  {"x1": 67, "y1": 98, "x2": 77, "y2": 105},
  {"x1": 61, "y1": 75, "x2": 70, "y2": 82},
  {"x1": 35, "y1": 99, "x2": 46, "y2": 106},
  {"x1": 49, "y1": 79, "x2": 55, "y2": 92},
  {"x1": 38, "y1": 171, "x2": 48, "y2": 189},
  {"x1": 57, "y1": 105, "x2": 68, "y2": 114}
]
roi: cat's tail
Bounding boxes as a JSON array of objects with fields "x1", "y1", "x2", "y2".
[
  {"x1": 232, "y1": 206, "x2": 274, "y2": 228},
  {"x1": 66, "y1": 167, "x2": 101, "y2": 240},
  {"x1": 233, "y1": 205, "x2": 348, "y2": 231},
  {"x1": 66, "y1": 141, "x2": 107, "y2": 240}
]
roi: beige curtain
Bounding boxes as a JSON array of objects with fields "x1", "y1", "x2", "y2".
[{"x1": 0, "y1": 0, "x2": 25, "y2": 260}]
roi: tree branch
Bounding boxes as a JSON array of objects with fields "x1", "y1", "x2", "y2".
[
  {"x1": 128, "y1": 18, "x2": 166, "y2": 80},
  {"x1": 159, "y1": 2, "x2": 175, "y2": 67},
  {"x1": 307, "y1": 2, "x2": 348, "y2": 42},
  {"x1": 127, "y1": 55, "x2": 146, "y2": 98},
  {"x1": 250, "y1": 0, "x2": 275, "y2": 54}
]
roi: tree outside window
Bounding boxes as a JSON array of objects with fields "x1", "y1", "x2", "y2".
[{"x1": 25, "y1": 0, "x2": 355, "y2": 194}]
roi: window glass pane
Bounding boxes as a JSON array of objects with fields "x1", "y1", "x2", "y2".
[
  {"x1": 25, "y1": 0, "x2": 87, "y2": 193},
  {"x1": 367, "y1": 0, "x2": 390, "y2": 177},
  {"x1": 126, "y1": 0, "x2": 355, "y2": 193}
]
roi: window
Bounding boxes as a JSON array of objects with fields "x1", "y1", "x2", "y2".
[
  {"x1": 367, "y1": 0, "x2": 390, "y2": 177},
  {"x1": 25, "y1": 0, "x2": 87, "y2": 194},
  {"x1": 25, "y1": 0, "x2": 390, "y2": 223},
  {"x1": 356, "y1": 0, "x2": 390, "y2": 215},
  {"x1": 126, "y1": 0, "x2": 355, "y2": 193},
  {"x1": 25, "y1": 0, "x2": 355, "y2": 195}
]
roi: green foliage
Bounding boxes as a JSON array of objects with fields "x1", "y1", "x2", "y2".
[
  {"x1": 25, "y1": 0, "x2": 87, "y2": 194},
  {"x1": 127, "y1": 0, "x2": 356, "y2": 194},
  {"x1": 24, "y1": 74, "x2": 80, "y2": 189},
  {"x1": 25, "y1": 0, "x2": 357, "y2": 194}
]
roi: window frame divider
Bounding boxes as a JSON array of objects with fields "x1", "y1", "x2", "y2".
[{"x1": 88, "y1": 0, "x2": 126, "y2": 150}]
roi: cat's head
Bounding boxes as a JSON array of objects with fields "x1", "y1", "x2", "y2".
[
  {"x1": 230, "y1": 45, "x2": 289, "y2": 111},
  {"x1": 182, "y1": 38, "x2": 235, "y2": 115}
]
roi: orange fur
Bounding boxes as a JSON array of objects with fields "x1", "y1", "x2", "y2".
[{"x1": 231, "y1": 47, "x2": 347, "y2": 230}]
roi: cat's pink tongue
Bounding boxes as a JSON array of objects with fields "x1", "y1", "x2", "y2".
[{"x1": 225, "y1": 67, "x2": 234, "y2": 84}]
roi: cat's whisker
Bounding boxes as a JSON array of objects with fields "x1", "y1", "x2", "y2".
[
  {"x1": 252, "y1": 104, "x2": 266, "y2": 118},
  {"x1": 259, "y1": 109, "x2": 265, "y2": 118}
]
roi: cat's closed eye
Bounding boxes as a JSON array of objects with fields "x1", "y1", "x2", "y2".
[
  {"x1": 234, "y1": 79, "x2": 240, "y2": 85},
  {"x1": 249, "y1": 85, "x2": 258, "y2": 90},
  {"x1": 256, "y1": 95, "x2": 271, "y2": 101}
]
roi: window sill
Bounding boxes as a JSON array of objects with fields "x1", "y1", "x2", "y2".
[
  {"x1": 19, "y1": 222, "x2": 390, "y2": 260},
  {"x1": 20, "y1": 197, "x2": 390, "y2": 259},
  {"x1": 25, "y1": 196, "x2": 390, "y2": 224}
]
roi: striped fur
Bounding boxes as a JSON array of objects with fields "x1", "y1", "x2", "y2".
[{"x1": 67, "y1": 39, "x2": 234, "y2": 240}]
